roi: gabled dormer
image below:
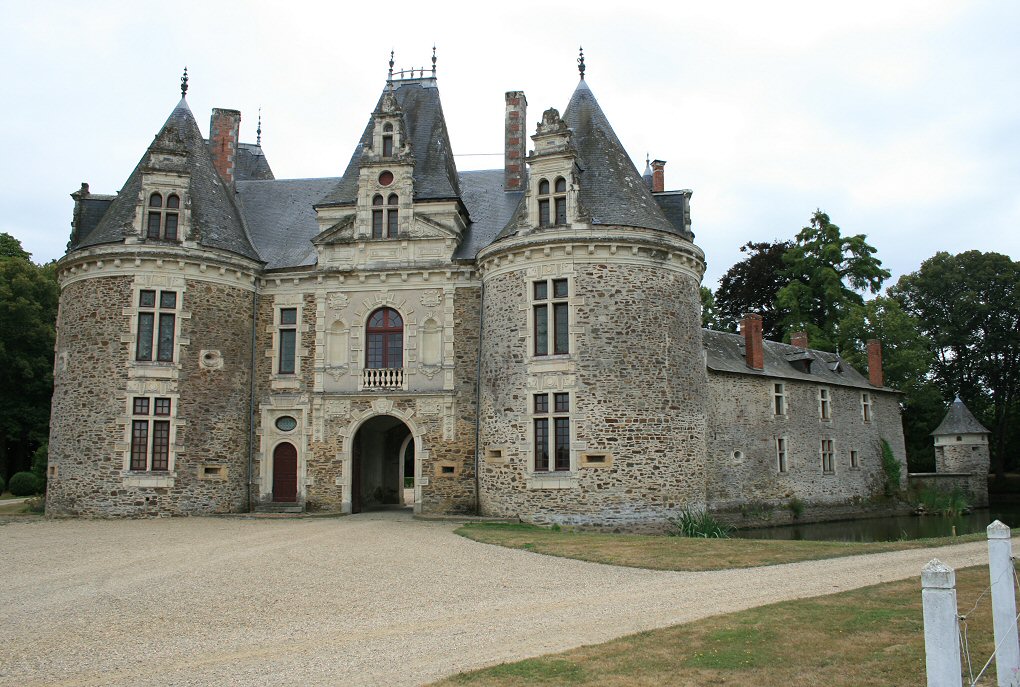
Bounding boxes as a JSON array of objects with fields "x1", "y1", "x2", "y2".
[
  {"x1": 355, "y1": 89, "x2": 416, "y2": 242},
  {"x1": 525, "y1": 108, "x2": 581, "y2": 231},
  {"x1": 133, "y1": 113, "x2": 193, "y2": 245}
]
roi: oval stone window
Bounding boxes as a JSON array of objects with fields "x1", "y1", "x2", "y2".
[
  {"x1": 378, "y1": 170, "x2": 394, "y2": 186},
  {"x1": 275, "y1": 416, "x2": 297, "y2": 432}
]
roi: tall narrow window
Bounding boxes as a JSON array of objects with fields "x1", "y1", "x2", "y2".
[
  {"x1": 147, "y1": 193, "x2": 162, "y2": 239},
  {"x1": 534, "y1": 392, "x2": 570, "y2": 472},
  {"x1": 382, "y1": 122, "x2": 394, "y2": 157},
  {"x1": 533, "y1": 278, "x2": 569, "y2": 356},
  {"x1": 278, "y1": 308, "x2": 297, "y2": 375},
  {"x1": 818, "y1": 388, "x2": 831, "y2": 420},
  {"x1": 861, "y1": 392, "x2": 872, "y2": 422},
  {"x1": 372, "y1": 195, "x2": 384, "y2": 239},
  {"x1": 554, "y1": 177, "x2": 567, "y2": 225},
  {"x1": 136, "y1": 289, "x2": 177, "y2": 363},
  {"x1": 386, "y1": 194, "x2": 399, "y2": 237},
  {"x1": 165, "y1": 194, "x2": 180, "y2": 240},
  {"x1": 850, "y1": 450, "x2": 860, "y2": 469},
  {"x1": 776, "y1": 436, "x2": 788, "y2": 473},
  {"x1": 821, "y1": 439, "x2": 835, "y2": 474},
  {"x1": 130, "y1": 397, "x2": 172, "y2": 472},
  {"x1": 537, "y1": 179, "x2": 550, "y2": 226},
  {"x1": 774, "y1": 382, "x2": 786, "y2": 416},
  {"x1": 366, "y1": 307, "x2": 403, "y2": 369}
]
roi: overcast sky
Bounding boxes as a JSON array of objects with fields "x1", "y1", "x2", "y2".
[{"x1": 1, "y1": 0, "x2": 1017, "y2": 289}]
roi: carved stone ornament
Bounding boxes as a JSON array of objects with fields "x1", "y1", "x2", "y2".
[
  {"x1": 420, "y1": 290, "x2": 442, "y2": 307},
  {"x1": 326, "y1": 365, "x2": 349, "y2": 382},
  {"x1": 419, "y1": 364, "x2": 441, "y2": 379},
  {"x1": 327, "y1": 292, "x2": 349, "y2": 311}
]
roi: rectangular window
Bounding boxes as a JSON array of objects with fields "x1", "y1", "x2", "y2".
[
  {"x1": 774, "y1": 383, "x2": 786, "y2": 416},
  {"x1": 861, "y1": 392, "x2": 872, "y2": 422},
  {"x1": 372, "y1": 210, "x2": 383, "y2": 239},
  {"x1": 533, "y1": 278, "x2": 569, "y2": 356},
  {"x1": 387, "y1": 208, "x2": 398, "y2": 237},
  {"x1": 151, "y1": 421, "x2": 170, "y2": 471},
  {"x1": 538, "y1": 199, "x2": 550, "y2": 226},
  {"x1": 819, "y1": 388, "x2": 831, "y2": 420},
  {"x1": 821, "y1": 439, "x2": 834, "y2": 474},
  {"x1": 130, "y1": 397, "x2": 172, "y2": 472},
  {"x1": 534, "y1": 392, "x2": 570, "y2": 472},
  {"x1": 136, "y1": 290, "x2": 177, "y2": 363},
  {"x1": 554, "y1": 197, "x2": 567, "y2": 225},
  {"x1": 130, "y1": 420, "x2": 149, "y2": 471},
  {"x1": 164, "y1": 213, "x2": 178, "y2": 241},
  {"x1": 382, "y1": 135, "x2": 393, "y2": 157},
  {"x1": 279, "y1": 307, "x2": 297, "y2": 375},
  {"x1": 776, "y1": 437, "x2": 787, "y2": 473},
  {"x1": 850, "y1": 450, "x2": 860, "y2": 469},
  {"x1": 147, "y1": 212, "x2": 161, "y2": 239}
]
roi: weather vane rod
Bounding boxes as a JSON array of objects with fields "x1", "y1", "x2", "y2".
[
  {"x1": 181, "y1": 66, "x2": 189, "y2": 98},
  {"x1": 578, "y1": 46, "x2": 585, "y2": 80}
]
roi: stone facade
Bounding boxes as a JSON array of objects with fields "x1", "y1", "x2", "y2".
[{"x1": 47, "y1": 59, "x2": 910, "y2": 525}]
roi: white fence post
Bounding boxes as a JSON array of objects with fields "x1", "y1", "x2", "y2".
[
  {"x1": 923, "y1": 558, "x2": 963, "y2": 687},
  {"x1": 987, "y1": 520, "x2": 1020, "y2": 687}
]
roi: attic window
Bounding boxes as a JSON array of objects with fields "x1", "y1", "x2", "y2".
[
  {"x1": 146, "y1": 192, "x2": 180, "y2": 242},
  {"x1": 537, "y1": 177, "x2": 567, "y2": 227}
]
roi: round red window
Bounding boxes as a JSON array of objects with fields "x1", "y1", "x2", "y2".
[{"x1": 378, "y1": 171, "x2": 394, "y2": 186}]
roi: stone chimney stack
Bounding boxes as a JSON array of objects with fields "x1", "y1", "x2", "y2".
[
  {"x1": 651, "y1": 159, "x2": 666, "y2": 193},
  {"x1": 741, "y1": 313, "x2": 764, "y2": 371},
  {"x1": 867, "y1": 339, "x2": 884, "y2": 387},
  {"x1": 210, "y1": 108, "x2": 241, "y2": 186},
  {"x1": 504, "y1": 91, "x2": 527, "y2": 192},
  {"x1": 790, "y1": 331, "x2": 809, "y2": 349}
]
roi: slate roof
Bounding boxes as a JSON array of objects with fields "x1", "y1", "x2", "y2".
[
  {"x1": 561, "y1": 80, "x2": 681, "y2": 235},
  {"x1": 235, "y1": 177, "x2": 338, "y2": 269},
  {"x1": 652, "y1": 191, "x2": 694, "y2": 240},
  {"x1": 74, "y1": 196, "x2": 115, "y2": 246},
  {"x1": 702, "y1": 328, "x2": 889, "y2": 391},
  {"x1": 317, "y1": 79, "x2": 461, "y2": 207},
  {"x1": 931, "y1": 397, "x2": 990, "y2": 435},
  {"x1": 72, "y1": 98, "x2": 261, "y2": 262},
  {"x1": 234, "y1": 142, "x2": 275, "y2": 181},
  {"x1": 453, "y1": 170, "x2": 523, "y2": 261}
]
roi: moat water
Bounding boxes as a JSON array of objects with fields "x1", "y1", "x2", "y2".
[{"x1": 733, "y1": 499, "x2": 1020, "y2": 542}]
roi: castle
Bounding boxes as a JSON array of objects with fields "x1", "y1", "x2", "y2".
[{"x1": 46, "y1": 54, "x2": 921, "y2": 526}]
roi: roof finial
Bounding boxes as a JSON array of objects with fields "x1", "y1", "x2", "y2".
[
  {"x1": 577, "y1": 46, "x2": 585, "y2": 80},
  {"x1": 180, "y1": 66, "x2": 189, "y2": 98},
  {"x1": 388, "y1": 50, "x2": 394, "y2": 81},
  {"x1": 256, "y1": 107, "x2": 262, "y2": 146},
  {"x1": 432, "y1": 44, "x2": 437, "y2": 77}
]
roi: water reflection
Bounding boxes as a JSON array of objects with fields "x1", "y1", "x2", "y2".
[{"x1": 733, "y1": 502, "x2": 1020, "y2": 542}]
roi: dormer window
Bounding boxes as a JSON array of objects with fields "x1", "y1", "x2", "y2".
[
  {"x1": 537, "y1": 177, "x2": 567, "y2": 227},
  {"x1": 538, "y1": 179, "x2": 551, "y2": 226},
  {"x1": 554, "y1": 177, "x2": 567, "y2": 224},
  {"x1": 382, "y1": 123, "x2": 394, "y2": 157},
  {"x1": 387, "y1": 194, "x2": 399, "y2": 237},
  {"x1": 146, "y1": 192, "x2": 180, "y2": 241},
  {"x1": 371, "y1": 194, "x2": 398, "y2": 238}
]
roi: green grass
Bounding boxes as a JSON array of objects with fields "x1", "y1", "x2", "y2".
[
  {"x1": 456, "y1": 522, "x2": 984, "y2": 571},
  {"x1": 434, "y1": 564, "x2": 1003, "y2": 686}
]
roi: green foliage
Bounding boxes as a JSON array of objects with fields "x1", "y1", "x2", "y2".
[
  {"x1": 31, "y1": 443, "x2": 48, "y2": 488},
  {"x1": 891, "y1": 250, "x2": 1020, "y2": 476},
  {"x1": 714, "y1": 240, "x2": 792, "y2": 339},
  {"x1": 880, "y1": 439, "x2": 901, "y2": 496},
  {"x1": 700, "y1": 286, "x2": 722, "y2": 329},
  {"x1": 24, "y1": 496, "x2": 45, "y2": 514},
  {"x1": 777, "y1": 211, "x2": 890, "y2": 351},
  {"x1": 739, "y1": 500, "x2": 773, "y2": 521},
  {"x1": 0, "y1": 473, "x2": 5, "y2": 493},
  {"x1": 668, "y1": 508, "x2": 732, "y2": 538},
  {"x1": 914, "y1": 486, "x2": 970, "y2": 517},
  {"x1": 786, "y1": 497, "x2": 805, "y2": 519},
  {"x1": 8, "y1": 471, "x2": 42, "y2": 496},
  {"x1": 0, "y1": 232, "x2": 31, "y2": 260}
]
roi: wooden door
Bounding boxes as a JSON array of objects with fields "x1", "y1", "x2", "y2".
[{"x1": 272, "y1": 442, "x2": 298, "y2": 502}]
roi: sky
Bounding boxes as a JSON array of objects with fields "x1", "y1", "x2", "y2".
[{"x1": 1, "y1": 0, "x2": 1017, "y2": 290}]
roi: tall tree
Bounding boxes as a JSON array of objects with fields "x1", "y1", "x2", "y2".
[
  {"x1": 777, "y1": 210, "x2": 890, "y2": 351},
  {"x1": 0, "y1": 233, "x2": 59, "y2": 484},
  {"x1": 700, "y1": 286, "x2": 724, "y2": 329},
  {"x1": 713, "y1": 240, "x2": 791, "y2": 338},
  {"x1": 891, "y1": 251, "x2": 1020, "y2": 477}
]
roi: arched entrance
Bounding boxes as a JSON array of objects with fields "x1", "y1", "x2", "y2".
[
  {"x1": 272, "y1": 442, "x2": 298, "y2": 503},
  {"x1": 351, "y1": 415, "x2": 413, "y2": 513}
]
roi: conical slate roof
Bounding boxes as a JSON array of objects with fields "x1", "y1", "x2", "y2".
[
  {"x1": 561, "y1": 80, "x2": 680, "y2": 235},
  {"x1": 73, "y1": 98, "x2": 260, "y2": 262},
  {"x1": 317, "y1": 79, "x2": 461, "y2": 207},
  {"x1": 931, "y1": 397, "x2": 990, "y2": 436}
]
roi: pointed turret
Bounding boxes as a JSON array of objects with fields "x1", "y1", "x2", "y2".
[
  {"x1": 932, "y1": 397, "x2": 990, "y2": 436},
  {"x1": 70, "y1": 93, "x2": 260, "y2": 262}
]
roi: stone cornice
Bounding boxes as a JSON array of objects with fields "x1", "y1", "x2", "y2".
[{"x1": 58, "y1": 244, "x2": 261, "y2": 290}]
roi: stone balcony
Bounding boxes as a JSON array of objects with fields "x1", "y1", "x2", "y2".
[{"x1": 362, "y1": 367, "x2": 405, "y2": 390}]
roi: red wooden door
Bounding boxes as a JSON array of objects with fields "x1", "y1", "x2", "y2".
[{"x1": 272, "y1": 443, "x2": 298, "y2": 502}]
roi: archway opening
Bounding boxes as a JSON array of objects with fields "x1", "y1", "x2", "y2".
[{"x1": 351, "y1": 415, "x2": 413, "y2": 513}]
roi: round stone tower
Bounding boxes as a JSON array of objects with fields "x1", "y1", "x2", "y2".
[
  {"x1": 46, "y1": 91, "x2": 262, "y2": 516},
  {"x1": 476, "y1": 80, "x2": 708, "y2": 529},
  {"x1": 932, "y1": 396, "x2": 991, "y2": 507}
]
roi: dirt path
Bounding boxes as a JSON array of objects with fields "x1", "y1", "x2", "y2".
[{"x1": 0, "y1": 512, "x2": 1001, "y2": 686}]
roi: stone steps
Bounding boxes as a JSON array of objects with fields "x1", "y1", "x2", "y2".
[{"x1": 254, "y1": 503, "x2": 304, "y2": 515}]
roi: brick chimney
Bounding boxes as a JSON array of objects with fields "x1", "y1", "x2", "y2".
[
  {"x1": 790, "y1": 331, "x2": 809, "y2": 349},
  {"x1": 210, "y1": 108, "x2": 241, "y2": 186},
  {"x1": 867, "y1": 339, "x2": 884, "y2": 387},
  {"x1": 504, "y1": 91, "x2": 527, "y2": 192},
  {"x1": 741, "y1": 313, "x2": 764, "y2": 371},
  {"x1": 651, "y1": 159, "x2": 666, "y2": 193}
]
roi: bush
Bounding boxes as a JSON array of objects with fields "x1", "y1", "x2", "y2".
[
  {"x1": 668, "y1": 508, "x2": 732, "y2": 538},
  {"x1": 24, "y1": 496, "x2": 45, "y2": 514},
  {"x1": 881, "y1": 439, "x2": 901, "y2": 496},
  {"x1": 8, "y1": 472, "x2": 42, "y2": 497},
  {"x1": 787, "y1": 497, "x2": 805, "y2": 519},
  {"x1": 31, "y1": 443, "x2": 48, "y2": 486},
  {"x1": 915, "y1": 486, "x2": 970, "y2": 517},
  {"x1": 0, "y1": 474, "x2": 5, "y2": 494}
]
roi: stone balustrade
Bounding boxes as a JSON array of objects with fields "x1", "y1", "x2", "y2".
[{"x1": 362, "y1": 367, "x2": 404, "y2": 390}]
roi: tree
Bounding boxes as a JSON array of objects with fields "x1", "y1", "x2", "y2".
[
  {"x1": 891, "y1": 251, "x2": 1020, "y2": 477},
  {"x1": 700, "y1": 286, "x2": 723, "y2": 329},
  {"x1": 837, "y1": 296, "x2": 941, "y2": 470},
  {"x1": 713, "y1": 240, "x2": 792, "y2": 339},
  {"x1": 0, "y1": 234, "x2": 59, "y2": 484},
  {"x1": 776, "y1": 211, "x2": 890, "y2": 351}
]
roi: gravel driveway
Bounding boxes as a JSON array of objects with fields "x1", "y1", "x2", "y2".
[{"x1": 0, "y1": 511, "x2": 998, "y2": 686}]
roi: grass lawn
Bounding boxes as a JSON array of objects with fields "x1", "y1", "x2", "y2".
[
  {"x1": 455, "y1": 523, "x2": 985, "y2": 572},
  {"x1": 435, "y1": 564, "x2": 1002, "y2": 686},
  {"x1": 0, "y1": 498, "x2": 40, "y2": 515}
]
